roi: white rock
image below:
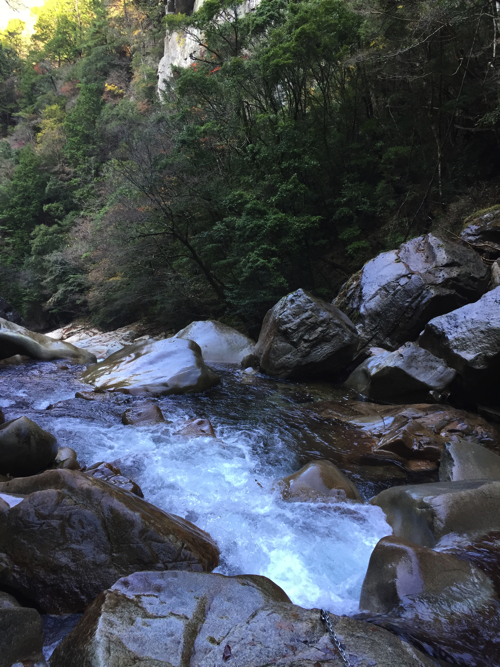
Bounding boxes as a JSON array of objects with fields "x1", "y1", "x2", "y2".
[{"x1": 173, "y1": 320, "x2": 255, "y2": 364}]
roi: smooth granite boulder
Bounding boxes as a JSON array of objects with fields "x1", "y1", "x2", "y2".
[
  {"x1": 255, "y1": 288, "x2": 358, "y2": 379},
  {"x1": 0, "y1": 592, "x2": 44, "y2": 667},
  {"x1": 360, "y1": 536, "x2": 500, "y2": 667},
  {"x1": 50, "y1": 570, "x2": 435, "y2": 667},
  {"x1": 82, "y1": 337, "x2": 220, "y2": 395},
  {"x1": 335, "y1": 233, "x2": 488, "y2": 352},
  {"x1": 345, "y1": 341, "x2": 456, "y2": 402},
  {"x1": 419, "y1": 286, "x2": 500, "y2": 402},
  {"x1": 0, "y1": 317, "x2": 96, "y2": 364},
  {"x1": 371, "y1": 480, "x2": 500, "y2": 548},
  {"x1": 0, "y1": 469, "x2": 219, "y2": 613},
  {"x1": 440, "y1": 440, "x2": 500, "y2": 482},
  {"x1": 277, "y1": 460, "x2": 362, "y2": 502},
  {"x1": 173, "y1": 320, "x2": 255, "y2": 364},
  {"x1": 0, "y1": 416, "x2": 58, "y2": 476}
]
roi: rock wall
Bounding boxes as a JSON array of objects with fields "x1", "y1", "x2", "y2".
[{"x1": 158, "y1": 0, "x2": 261, "y2": 93}]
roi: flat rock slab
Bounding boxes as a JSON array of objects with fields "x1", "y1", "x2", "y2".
[
  {"x1": 173, "y1": 320, "x2": 255, "y2": 364},
  {"x1": 255, "y1": 288, "x2": 358, "y2": 379},
  {"x1": 50, "y1": 570, "x2": 435, "y2": 667},
  {"x1": 82, "y1": 338, "x2": 220, "y2": 395},
  {"x1": 345, "y1": 341, "x2": 456, "y2": 401},
  {"x1": 0, "y1": 317, "x2": 96, "y2": 365},
  {"x1": 440, "y1": 440, "x2": 500, "y2": 482},
  {"x1": 335, "y1": 233, "x2": 488, "y2": 352},
  {"x1": 0, "y1": 469, "x2": 219, "y2": 613}
]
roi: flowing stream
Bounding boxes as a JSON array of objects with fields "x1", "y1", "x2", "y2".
[{"x1": 0, "y1": 359, "x2": 392, "y2": 617}]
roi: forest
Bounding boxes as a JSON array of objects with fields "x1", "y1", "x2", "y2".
[{"x1": 0, "y1": 0, "x2": 499, "y2": 335}]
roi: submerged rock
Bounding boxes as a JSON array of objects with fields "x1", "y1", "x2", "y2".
[
  {"x1": 419, "y1": 286, "x2": 500, "y2": 403},
  {"x1": 0, "y1": 469, "x2": 219, "y2": 613},
  {"x1": 121, "y1": 403, "x2": 165, "y2": 425},
  {"x1": 0, "y1": 591, "x2": 44, "y2": 667},
  {"x1": 255, "y1": 288, "x2": 358, "y2": 379},
  {"x1": 50, "y1": 570, "x2": 435, "y2": 667},
  {"x1": 82, "y1": 338, "x2": 220, "y2": 395},
  {"x1": 277, "y1": 460, "x2": 361, "y2": 502},
  {"x1": 0, "y1": 317, "x2": 96, "y2": 365},
  {"x1": 335, "y1": 233, "x2": 488, "y2": 352},
  {"x1": 174, "y1": 320, "x2": 255, "y2": 364},
  {"x1": 360, "y1": 535, "x2": 500, "y2": 667},
  {"x1": 345, "y1": 341, "x2": 456, "y2": 402},
  {"x1": 0, "y1": 417, "x2": 58, "y2": 477},
  {"x1": 440, "y1": 440, "x2": 500, "y2": 482}
]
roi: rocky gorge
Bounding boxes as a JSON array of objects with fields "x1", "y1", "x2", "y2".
[{"x1": 1, "y1": 220, "x2": 500, "y2": 666}]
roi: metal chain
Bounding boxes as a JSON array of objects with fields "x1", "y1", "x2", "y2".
[{"x1": 320, "y1": 609, "x2": 353, "y2": 667}]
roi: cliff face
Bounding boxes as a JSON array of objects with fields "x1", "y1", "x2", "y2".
[{"x1": 158, "y1": 0, "x2": 261, "y2": 93}]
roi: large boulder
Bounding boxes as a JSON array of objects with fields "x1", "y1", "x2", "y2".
[
  {"x1": 371, "y1": 480, "x2": 500, "y2": 548},
  {"x1": 440, "y1": 440, "x2": 500, "y2": 482},
  {"x1": 0, "y1": 591, "x2": 44, "y2": 667},
  {"x1": 419, "y1": 286, "x2": 500, "y2": 403},
  {"x1": 0, "y1": 469, "x2": 219, "y2": 613},
  {"x1": 255, "y1": 288, "x2": 358, "y2": 379},
  {"x1": 50, "y1": 570, "x2": 435, "y2": 667},
  {"x1": 277, "y1": 460, "x2": 362, "y2": 502},
  {"x1": 82, "y1": 337, "x2": 220, "y2": 395},
  {"x1": 0, "y1": 416, "x2": 58, "y2": 476},
  {"x1": 345, "y1": 342, "x2": 456, "y2": 402},
  {"x1": 0, "y1": 317, "x2": 96, "y2": 364},
  {"x1": 360, "y1": 536, "x2": 500, "y2": 666},
  {"x1": 173, "y1": 320, "x2": 255, "y2": 364},
  {"x1": 0, "y1": 297, "x2": 24, "y2": 326},
  {"x1": 334, "y1": 233, "x2": 488, "y2": 352}
]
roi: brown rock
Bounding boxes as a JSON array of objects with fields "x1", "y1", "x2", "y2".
[
  {"x1": 277, "y1": 460, "x2": 361, "y2": 502},
  {"x1": 0, "y1": 469, "x2": 219, "y2": 613},
  {"x1": 122, "y1": 403, "x2": 165, "y2": 425},
  {"x1": 0, "y1": 416, "x2": 58, "y2": 477},
  {"x1": 83, "y1": 461, "x2": 144, "y2": 497},
  {"x1": 53, "y1": 446, "x2": 80, "y2": 471},
  {"x1": 0, "y1": 354, "x2": 30, "y2": 367},
  {"x1": 178, "y1": 418, "x2": 215, "y2": 438}
]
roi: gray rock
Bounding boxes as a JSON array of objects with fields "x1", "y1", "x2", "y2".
[
  {"x1": 82, "y1": 338, "x2": 220, "y2": 395},
  {"x1": 345, "y1": 342, "x2": 456, "y2": 402},
  {"x1": 0, "y1": 296, "x2": 24, "y2": 326},
  {"x1": 173, "y1": 320, "x2": 255, "y2": 364},
  {"x1": 50, "y1": 570, "x2": 435, "y2": 667},
  {"x1": 277, "y1": 460, "x2": 362, "y2": 502},
  {"x1": 255, "y1": 288, "x2": 358, "y2": 379},
  {"x1": 439, "y1": 440, "x2": 500, "y2": 482},
  {"x1": 461, "y1": 206, "x2": 500, "y2": 255},
  {"x1": 335, "y1": 233, "x2": 488, "y2": 352},
  {"x1": 359, "y1": 536, "x2": 500, "y2": 666},
  {"x1": 0, "y1": 417, "x2": 58, "y2": 477},
  {"x1": 371, "y1": 480, "x2": 500, "y2": 547},
  {"x1": 0, "y1": 317, "x2": 96, "y2": 365},
  {"x1": 0, "y1": 599, "x2": 44, "y2": 667},
  {"x1": 0, "y1": 469, "x2": 219, "y2": 613},
  {"x1": 419, "y1": 286, "x2": 500, "y2": 402}
]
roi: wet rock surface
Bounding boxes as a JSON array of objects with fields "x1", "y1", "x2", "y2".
[
  {"x1": 82, "y1": 337, "x2": 220, "y2": 395},
  {"x1": 419, "y1": 286, "x2": 500, "y2": 403},
  {"x1": 121, "y1": 403, "x2": 165, "y2": 425},
  {"x1": 345, "y1": 342, "x2": 456, "y2": 402},
  {"x1": 0, "y1": 590, "x2": 44, "y2": 667},
  {"x1": 173, "y1": 320, "x2": 255, "y2": 364},
  {"x1": 277, "y1": 459, "x2": 362, "y2": 502},
  {"x1": 0, "y1": 416, "x2": 58, "y2": 476},
  {"x1": 177, "y1": 417, "x2": 215, "y2": 437},
  {"x1": 83, "y1": 461, "x2": 144, "y2": 497},
  {"x1": 255, "y1": 288, "x2": 359, "y2": 379},
  {"x1": 53, "y1": 446, "x2": 80, "y2": 470},
  {"x1": 439, "y1": 439, "x2": 500, "y2": 481},
  {"x1": 335, "y1": 233, "x2": 488, "y2": 352},
  {"x1": 0, "y1": 317, "x2": 96, "y2": 365},
  {"x1": 50, "y1": 570, "x2": 435, "y2": 667},
  {"x1": 359, "y1": 536, "x2": 500, "y2": 667},
  {"x1": 0, "y1": 469, "x2": 219, "y2": 613}
]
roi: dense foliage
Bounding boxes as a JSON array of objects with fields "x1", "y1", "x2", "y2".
[{"x1": 0, "y1": 0, "x2": 499, "y2": 331}]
